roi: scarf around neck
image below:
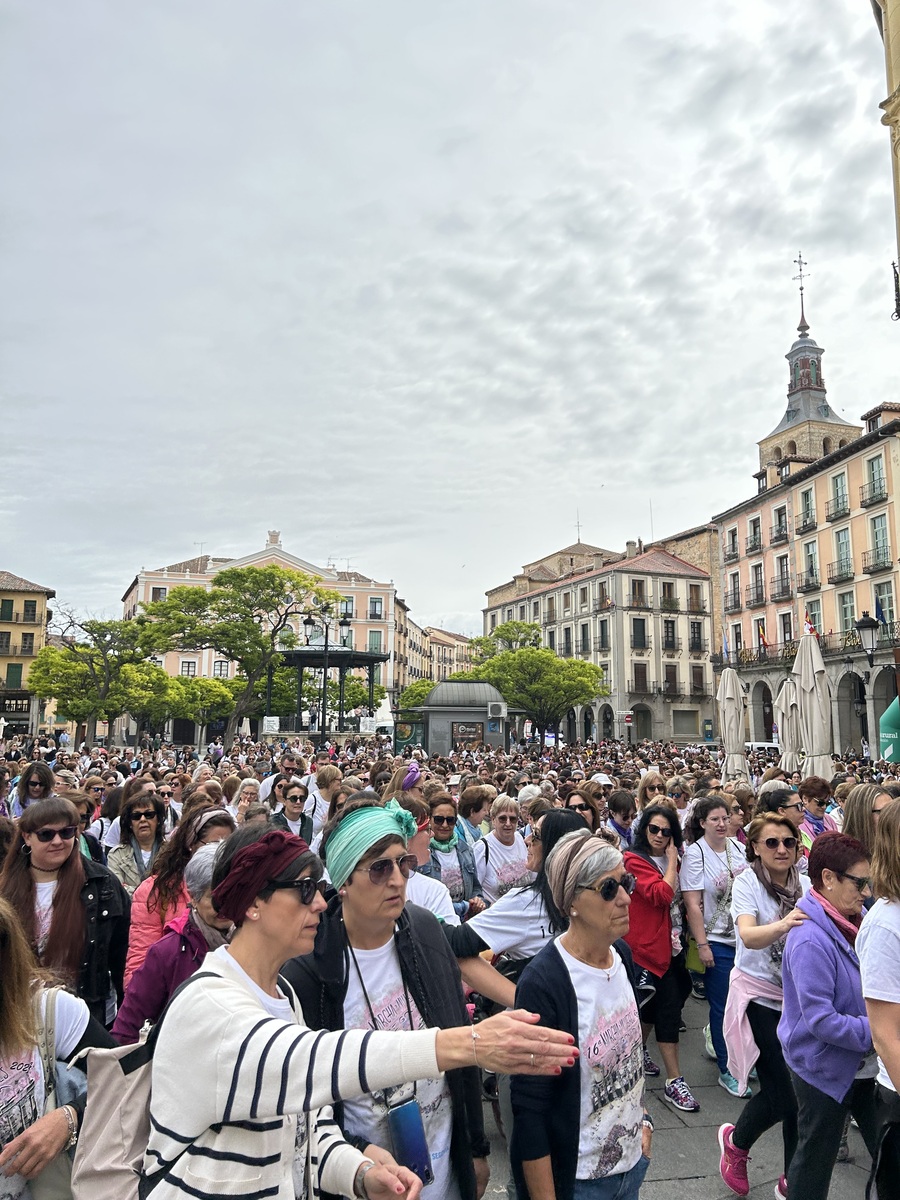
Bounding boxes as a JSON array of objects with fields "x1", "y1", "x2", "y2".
[
  {"x1": 811, "y1": 887, "x2": 862, "y2": 947},
  {"x1": 751, "y1": 857, "x2": 802, "y2": 918},
  {"x1": 430, "y1": 830, "x2": 459, "y2": 853},
  {"x1": 190, "y1": 906, "x2": 231, "y2": 951},
  {"x1": 804, "y1": 810, "x2": 827, "y2": 837}
]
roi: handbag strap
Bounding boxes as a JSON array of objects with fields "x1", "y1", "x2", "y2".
[{"x1": 34, "y1": 985, "x2": 59, "y2": 1098}]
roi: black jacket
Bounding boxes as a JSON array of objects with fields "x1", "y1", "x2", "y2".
[
  {"x1": 510, "y1": 937, "x2": 640, "y2": 1200},
  {"x1": 269, "y1": 809, "x2": 313, "y2": 845},
  {"x1": 80, "y1": 857, "x2": 130, "y2": 1025},
  {"x1": 282, "y1": 899, "x2": 489, "y2": 1200}
]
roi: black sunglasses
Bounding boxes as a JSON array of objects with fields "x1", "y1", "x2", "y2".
[
  {"x1": 27, "y1": 779, "x2": 45, "y2": 787},
  {"x1": 647, "y1": 823, "x2": 672, "y2": 838},
  {"x1": 838, "y1": 870, "x2": 871, "y2": 893},
  {"x1": 33, "y1": 825, "x2": 78, "y2": 843},
  {"x1": 268, "y1": 877, "x2": 328, "y2": 905},
  {"x1": 567, "y1": 802, "x2": 589, "y2": 812},
  {"x1": 157, "y1": 790, "x2": 173, "y2": 798},
  {"x1": 645, "y1": 784, "x2": 665, "y2": 793},
  {"x1": 356, "y1": 853, "x2": 418, "y2": 884},
  {"x1": 760, "y1": 836, "x2": 797, "y2": 850},
  {"x1": 584, "y1": 872, "x2": 637, "y2": 901},
  {"x1": 131, "y1": 810, "x2": 158, "y2": 822},
  {"x1": 432, "y1": 814, "x2": 457, "y2": 826}
]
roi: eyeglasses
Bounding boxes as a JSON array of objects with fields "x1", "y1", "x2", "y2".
[
  {"x1": 33, "y1": 826, "x2": 78, "y2": 843},
  {"x1": 274, "y1": 783, "x2": 285, "y2": 791},
  {"x1": 838, "y1": 870, "x2": 872, "y2": 893},
  {"x1": 780, "y1": 802, "x2": 803, "y2": 813},
  {"x1": 645, "y1": 784, "x2": 665, "y2": 793},
  {"x1": 670, "y1": 791, "x2": 683, "y2": 799},
  {"x1": 355, "y1": 853, "x2": 418, "y2": 884},
  {"x1": 567, "y1": 802, "x2": 589, "y2": 812},
  {"x1": 268, "y1": 877, "x2": 328, "y2": 905},
  {"x1": 806, "y1": 796, "x2": 828, "y2": 806},
  {"x1": 157, "y1": 790, "x2": 173, "y2": 798},
  {"x1": 583, "y1": 873, "x2": 637, "y2": 901},
  {"x1": 27, "y1": 779, "x2": 44, "y2": 788},
  {"x1": 730, "y1": 806, "x2": 744, "y2": 815},
  {"x1": 432, "y1": 815, "x2": 457, "y2": 826},
  {"x1": 647, "y1": 823, "x2": 672, "y2": 838},
  {"x1": 78, "y1": 813, "x2": 91, "y2": 825},
  {"x1": 495, "y1": 815, "x2": 518, "y2": 824},
  {"x1": 89, "y1": 786, "x2": 104, "y2": 793},
  {"x1": 528, "y1": 830, "x2": 542, "y2": 843},
  {"x1": 760, "y1": 836, "x2": 797, "y2": 850},
  {"x1": 131, "y1": 810, "x2": 158, "y2": 822}
]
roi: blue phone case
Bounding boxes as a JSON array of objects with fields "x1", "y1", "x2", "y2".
[{"x1": 387, "y1": 1099, "x2": 434, "y2": 1185}]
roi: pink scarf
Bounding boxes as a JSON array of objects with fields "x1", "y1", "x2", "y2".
[{"x1": 811, "y1": 888, "x2": 862, "y2": 947}]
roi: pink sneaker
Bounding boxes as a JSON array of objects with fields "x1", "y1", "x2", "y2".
[
  {"x1": 774, "y1": 1176, "x2": 787, "y2": 1200},
  {"x1": 717, "y1": 1123, "x2": 750, "y2": 1196}
]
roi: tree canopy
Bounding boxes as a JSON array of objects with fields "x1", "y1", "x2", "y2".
[
  {"x1": 452, "y1": 647, "x2": 606, "y2": 738},
  {"x1": 469, "y1": 620, "x2": 542, "y2": 663},
  {"x1": 142, "y1": 565, "x2": 343, "y2": 745},
  {"x1": 397, "y1": 678, "x2": 437, "y2": 712}
]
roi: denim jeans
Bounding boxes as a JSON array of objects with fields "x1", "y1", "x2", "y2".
[
  {"x1": 573, "y1": 1156, "x2": 650, "y2": 1200},
  {"x1": 704, "y1": 941, "x2": 735, "y2": 1073}
]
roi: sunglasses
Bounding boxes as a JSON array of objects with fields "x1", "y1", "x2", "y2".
[
  {"x1": 568, "y1": 803, "x2": 589, "y2": 812},
  {"x1": 528, "y1": 830, "x2": 542, "y2": 843},
  {"x1": 432, "y1": 814, "x2": 457, "y2": 826},
  {"x1": 157, "y1": 790, "x2": 173, "y2": 798},
  {"x1": 77, "y1": 813, "x2": 91, "y2": 825},
  {"x1": 89, "y1": 786, "x2": 104, "y2": 793},
  {"x1": 33, "y1": 826, "x2": 78, "y2": 843},
  {"x1": 356, "y1": 853, "x2": 418, "y2": 884},
  {"x1": 584, "y1": 873, "x2": 637, "y2": 901},
  {"x1": 645, "y1": 785, "x2": 665, "y2": 793},
  {"x1": 760, "y1": 836, "x2": 797, "y2": 850},
  {"x1": 132, "y1": 810, "x2": 157, "y2": 822},
  {"x1": 495, "y1": 815, "x2": 518, "y2": 824},
  {"x1": 268, "y1": 877, "x2": 328, "y2": 905},
  {"x1": 780, "y1": 802, "x2": 803, "y2": 813},
  {"x1": 838, "y1": 870, "x2": 871, "y2": 893},
  {"x1": 647, "y1": 823, "x2": 672, "y2": 838},
  {"x1": 27, "y1": 779, "x2": 44, "y2": 787}
]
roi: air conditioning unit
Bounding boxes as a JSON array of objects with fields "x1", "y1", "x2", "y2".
[{"x1": 487, "y1": 701, "x2": 507, "y2": 719}]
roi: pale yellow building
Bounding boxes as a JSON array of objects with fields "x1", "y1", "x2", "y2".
[
  {"x1": 424, "y1": 627, "x2": 474, "y2": 681},
  {"x1": 872, "y1": 0, "x2": 900, "y2": 290},
  {"x1": 0, "y1": 571, "x2": 55, "y2": 736}
]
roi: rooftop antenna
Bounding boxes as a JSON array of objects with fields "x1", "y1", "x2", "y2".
[
  {"x1": 575, "y1": 510, "x2": 582, "y2": 542},
  {"x1": 194, "y1": 541, "x2": 206, "y2": 558},
  {"x1": 793, "y1": 251, "x2": 810, "y2": 334}
]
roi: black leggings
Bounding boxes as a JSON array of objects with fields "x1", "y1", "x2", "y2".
[
  {"x1": 731, "y1": 1002, "x2": 797, "y2": 1173},
  {"x1": 786, "y1": 1071, "x2": 878, "y2": 1200}
]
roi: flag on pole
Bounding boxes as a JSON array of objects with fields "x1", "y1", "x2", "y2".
[
  {"x1": 876, "y1": 597, "x2": 887, "y2": 627},
  {"x1": 804, "y1": 608, "x2": 819, "y2": 639},
  {"x1": 758, "y1": 622, "x2": 769, "y2": 649}
]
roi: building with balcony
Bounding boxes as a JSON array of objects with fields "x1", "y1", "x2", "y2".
[
  {"x1": 869, "y1": 1, "x2": 900, "y2": 314},
  {"x1": 0, "y1": 570, "x2": 55, "y2": 736},
  {"x1": 712, "y1": 305, "x2": 900, "y2": 754},
  {"x1": 483, "y1": 541, "x2": 714, "y2": 744}
]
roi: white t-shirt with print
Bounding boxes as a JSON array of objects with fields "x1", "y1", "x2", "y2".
[
  {"x1": 341, "y1": 939, "x2": 459, "y2": 1200},
  {"x1": 34, "y1": 881, "x2": 56, "y2": 956},
  {"x1": 730, "y1": 870, "x2": 811, "y2": 1009},
  {"x1": 406, "y1": 874, "x2": 460, "y2": 927},
  {"x1": 679, "y1": 837, "x2": 747, "y2": 946},
  {"x1": 555, "y1": 942, "x2": 643, "y2": 1182},
  {"x1": 473, "y1": 833, "x2": 533, "y2": 904},
  {"x1": 432, "y1": 850, "x2": 464, "y2": 902},
  {"x1": 466, "y1": 887, "x2": 554, "y2": 961},
  {"x1": 0, "y1": 989, "x2": 89, "y2": 1200},
  {"x1": 858, "y1": 898, "x2": 900, "y2": 1093},
  {"x1": 213, "y1": 947, "x2": 309, "y2": 1199}
]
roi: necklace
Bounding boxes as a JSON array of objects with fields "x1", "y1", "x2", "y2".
[{"x1": 560, "y1": 933, "x2": 616, "y2": 980}]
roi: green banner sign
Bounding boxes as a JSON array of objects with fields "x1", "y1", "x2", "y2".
[{"x1": 880, "y1": 697, "x2": 900, "y2": 763}]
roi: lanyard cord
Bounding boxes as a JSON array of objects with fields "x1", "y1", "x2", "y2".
[{"x1": 346, "y1": 932, "x2": 417, "y2": 1101}]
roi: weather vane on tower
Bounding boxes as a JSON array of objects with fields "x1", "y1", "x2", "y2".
[{"x1": 793, "y1": 252, "x2": 810, "y2": 334}]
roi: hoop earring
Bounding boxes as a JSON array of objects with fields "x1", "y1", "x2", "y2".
[{"x1": 20, "y1": 843, "x2": 31, "y2": 858}]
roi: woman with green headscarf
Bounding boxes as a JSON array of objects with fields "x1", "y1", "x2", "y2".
[{"x1": 283, "y1": 799, "x2": 533, "y2": 1200}]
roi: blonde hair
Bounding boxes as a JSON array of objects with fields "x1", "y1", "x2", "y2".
[{"x1": 871, "y1": 798, "x2": 900, "y2": 901}]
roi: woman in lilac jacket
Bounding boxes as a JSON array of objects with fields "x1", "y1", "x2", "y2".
[
  {"x1": 111, "y1": 844, "x2": 232, "y2": 1043},
  {"x1": 778, "y1": 832, "x2": 879, "y2": 1200}
]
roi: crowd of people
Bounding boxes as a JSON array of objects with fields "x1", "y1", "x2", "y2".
[{"x1": 0, "y1": 728, "x2": 899, "y2": 1199}]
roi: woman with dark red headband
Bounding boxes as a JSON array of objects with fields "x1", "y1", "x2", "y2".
[{"x1": 142, "y1": 824, "x2": 578, "y2": 1200}]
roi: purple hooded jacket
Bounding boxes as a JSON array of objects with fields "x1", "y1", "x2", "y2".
[
  {"x1": 112, "y1": 911, "x2": 209, "y2": 1044},
  {"x1": 778, "y1": 890, "x2": 872, "y2": 1103}
]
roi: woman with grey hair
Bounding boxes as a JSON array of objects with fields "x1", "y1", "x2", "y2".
[
  {"x1": 511, "y1": 829, "x2": 651, "y2": 1200},
  {"x1": 111, "y1": 843, "x2": 233, "y2": 1043},
  {"x1": 230, "y1": 775, "x2": 261, "y2": 822},
  {"x1": 474, "y1": 795, "x2": 532, "y2": 903}
]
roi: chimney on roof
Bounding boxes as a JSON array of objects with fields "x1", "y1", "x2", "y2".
[
  {"x1": 637, "y1": 538, "x2": 643, "y2": 554},
  {"x1": 626, "y1": 540, "x2": 638, "y2": 558},
  {"x1": 267, "y1": 530, "x2": 282, "y2": 548}
]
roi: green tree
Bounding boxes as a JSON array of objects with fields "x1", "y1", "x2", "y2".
[
  {"x1": 397, "y1": 678, "x2": 437, "y2": 712},
  {"x1": 452, "y1": 647, "x2": 606, "y2": 743},
  {"x1": 167, "y1": 676, "x2": 235, "y2": 745},
  {"x1": 143, "y1": 566, "x2": 342, "y2": 746},
  {"x1": 27, "y1": 614, "x2": 155, "y2": 744},
  {"x1": 469, "y1": 620, "x2": 542, "y2": 663}
]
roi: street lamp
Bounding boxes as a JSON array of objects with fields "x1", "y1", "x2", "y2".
[
  {"x1": 303, "y1": 608, "x2": 352, "y2": 741},
  {"x1": 855, "y1": 611, "x2": 880, "y2": 669}
]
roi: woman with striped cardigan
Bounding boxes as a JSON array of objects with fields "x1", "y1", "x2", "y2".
[{"x1": 142, "y1": 824, "x2": 577, "y2": 1200}]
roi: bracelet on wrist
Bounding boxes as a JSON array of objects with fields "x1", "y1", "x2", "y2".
[
  {"x1": 62, "y1": 1105, "x2": 78, "y2": 1148},
  {"x1": 353, "y1": 1160, "x2": 376, "y2": 1198}
]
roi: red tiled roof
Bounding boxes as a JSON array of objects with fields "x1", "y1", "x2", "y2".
[
  {"x1": 0, "y1": 570, "x2": 55, "y2": 596},
  {"x1": 609, "y1": 548, "x2": 708, "y2": 579}
]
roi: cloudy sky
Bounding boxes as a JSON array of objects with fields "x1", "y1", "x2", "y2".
[{"x1": 1, "y1": 0, "x2": 896, "y2": 635}]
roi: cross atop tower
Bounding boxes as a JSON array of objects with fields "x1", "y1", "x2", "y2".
[
  {"x1": 575, "y1": 510, "x2": 582, "y2": 542},
  {"x1": 793, "y1": 252, "x2": 810, "y2": 334}
]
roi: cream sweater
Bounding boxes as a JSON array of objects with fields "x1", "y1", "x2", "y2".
[{"x1": 143, "y1": 954, "x2": 441, "y2": 1199}]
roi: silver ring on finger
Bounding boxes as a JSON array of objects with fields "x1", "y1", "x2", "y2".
[{"x1": 531, "y1": 1052, "x2": 535, "y2": 1067}]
